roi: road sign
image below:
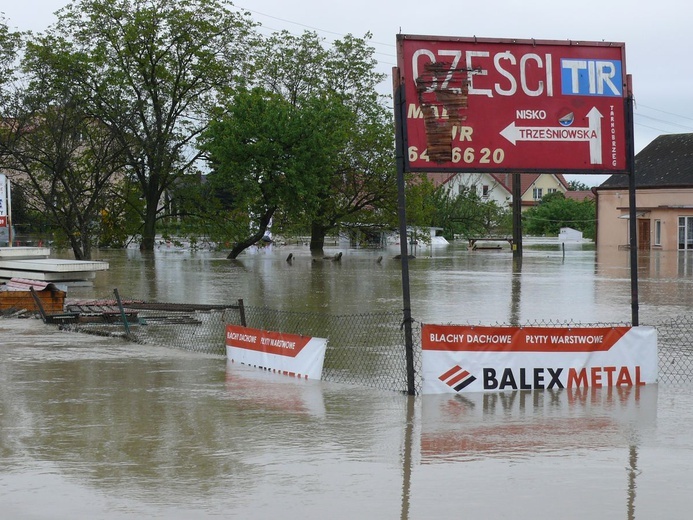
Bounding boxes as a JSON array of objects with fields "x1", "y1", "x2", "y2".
[{"x1": 395, "y1": 35, "x2": 629, "y2": 174}]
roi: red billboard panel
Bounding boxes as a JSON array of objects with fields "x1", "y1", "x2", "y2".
[{"x1": 396, "y1": 35, "x2": 629, "y2": 174}]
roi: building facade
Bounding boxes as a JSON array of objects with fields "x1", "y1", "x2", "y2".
[{"x1": 596, "y1": 134, "x2": 693, "y2": 251}]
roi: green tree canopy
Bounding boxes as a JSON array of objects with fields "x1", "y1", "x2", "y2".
[
  {"x1": 568, "y1": 179, "x2": 592, "y2": 191},
  {"x1": 251, "y1": 31, "x2": 397, "y2": 252},
  {"x1": 523, "y1": 191, "x2": 596, "y2": 238},
  {"x1": 0, "y1": 17, "x2": 20, "y2": 88},
  {"x1": 202, "y1": 86, "x2": 353, "y2": 258},
  {"x1": 405, "y1": 175, "x2": 510, "y2": 241},
  {"x1": 24, "y1": 0, "x2": 258, "y2": 251}
]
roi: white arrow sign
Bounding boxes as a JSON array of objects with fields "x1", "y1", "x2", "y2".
[{"x1": 500, "y1": 107, "x2": 604, "y2": 164}]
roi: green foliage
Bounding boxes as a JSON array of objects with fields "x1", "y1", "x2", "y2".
[
  {"x1": 568, "y1": 179, "x2": 592, "y2": 191},
  {"x1": 523, "y1": 192, "x2": 596, "y2": 238},
  {"x1": 1, "y1": 84, "x2": 127, "y2": 259},
  {"x1": 98, "y1": 176, "x2": 143, "y2": 248},
  {"x1": 405, "y1": 176, "x2": 511, "y2": 239},
  {"x1": 202, "y1": 31, "x2": 397, "y2": 254},
  {"x1": 0, "y1": 17, "x2": 20, "y2": 88},
  {"x1": 24, "y1": 0, "x2": 259, "y2": 250},
  {"x1": 2, "y1": 12, "x2": 398, "y2": 256},
  {"x1": 201, "y1": 86, "x2": 354, "y2": 256}
]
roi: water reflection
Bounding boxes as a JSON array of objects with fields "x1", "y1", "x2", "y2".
[
  {"x1": 68, "y1": 241, "x2": 693, "y2": 326},
  {"x1": 2, "y1": 317, "x2": 693, "y2": 519},
  {"x1": 510, "y1": 257, "x2": 522, "y2": 326},
  {"x1": 420, "y1": 385, "x2": 657, "y2": 463}
]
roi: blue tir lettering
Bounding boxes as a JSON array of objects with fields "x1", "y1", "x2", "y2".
[{"x1": 561, "y1": 59, "x2": 622, "y2": 97}]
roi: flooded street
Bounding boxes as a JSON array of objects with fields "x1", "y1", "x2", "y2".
[{"x1": 2, "y1": 240, "x2": 693, "y2": 518}]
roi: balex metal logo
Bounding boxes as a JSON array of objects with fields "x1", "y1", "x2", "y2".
[{"x1": 439, "y1": 365, "x2": 477, "y2": 392}]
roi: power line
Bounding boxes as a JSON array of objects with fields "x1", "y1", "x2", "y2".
[
  {"x1": 235, "y1": 5, "x2": 693, "y2": 133},
  {"x1": 637, "y1": 103, "x2": 693, "y2": 123},
  {"x1": 233, "y1": 3, "x2": 398, "y2": 65}
]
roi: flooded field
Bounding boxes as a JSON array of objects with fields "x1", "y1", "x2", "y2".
[{"x1": 2, "y1": 240, "x2": 693, "y2": 518}]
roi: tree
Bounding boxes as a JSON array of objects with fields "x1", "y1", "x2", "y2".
[
  {"x1": 26, "y1": 0, "x2": 258, "y2": 251},
  {"x1": 202, "y1": 87, "x2": 352, "y2": 258},
  {"x1": 1, "y1": 94, "x2": 127, "y2": 259},
  {"x1": 0, "y1": 14, "x2": 130, "y2": 259},
  {"x1": 568, "y1": 179, "x2": 592, "y2": 191},
  {"x1": 253, "y1": 31, "x2": 397, "y2": 253},
  {"x1": 405, "y1": 175, "x2": 510, "y2": 240},
  {"x1": 523, "y1": 191, "x2": 596, "y2": 238},
  {"x1": 0, "y1": 17, "x2": 20, "y2": 88}
]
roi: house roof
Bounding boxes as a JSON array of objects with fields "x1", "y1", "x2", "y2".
[
  {"x1": 495, "y1": 173, "x2": 570, "y2": 195},
  {"x1": 598, "y1": 133, "x2": 693, "y2": 189},
  {"x1": 427, "y1": 171, "x2": 570, "y2": 196},
  {"x1": 565, "y1": 190, "x2": 595, "y2": 202}
]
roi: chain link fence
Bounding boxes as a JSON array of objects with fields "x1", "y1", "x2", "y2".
[
  {"x1": 654, "y1": 315, "x2": 693, "y2": 384},
  {"x1": 54, "y1": 292, "x2": 415, "y2": 393},
  {"x1": 22, "y1": 289, "x2": 693, "y2": 393}
]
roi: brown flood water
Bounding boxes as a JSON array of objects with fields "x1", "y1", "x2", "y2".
[{"x1": 2, "y1": 241, "x2": 693, "y2": 518}]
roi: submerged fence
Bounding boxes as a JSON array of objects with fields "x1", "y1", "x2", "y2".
[
  {"x1": 55, "y1": 293, "x2": 416, "y2": 393},
  {"x1": 31, "y1": 290, "x2": 693, "y2": 393}
]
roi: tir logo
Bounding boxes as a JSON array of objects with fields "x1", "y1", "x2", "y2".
[
  {"x1": 439, "y1": 365, "x2": 477, "y2": 392},
  {"x1": 560, "y1": 59, "x2": 622, "y2": 97}
]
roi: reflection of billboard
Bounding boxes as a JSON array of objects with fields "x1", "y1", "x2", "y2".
[
  {"x1": 396, "y1": 35, "x2": 628, "y2": 174},
  {"x1": 226, "y1": 324, "x2": 327, "y2": 380},
  {"x1": 422, "y1": 325, "x2": 657, "y2": 394},
  {"x1": 421, "y1": 385, "x2": 657, "y2": 462}
]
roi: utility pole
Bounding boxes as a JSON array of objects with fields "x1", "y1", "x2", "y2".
[{"x1": 512, "y1": 172, "x2": 523, "y2": 260}]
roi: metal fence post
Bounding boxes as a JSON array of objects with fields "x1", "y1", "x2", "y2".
[{"x1": 113, "y1": 288, "x2": 131, "y2": 337}]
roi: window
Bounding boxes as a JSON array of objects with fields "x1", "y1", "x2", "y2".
[
  {"x1": 678, "y1": 216, "x2": 693, "y2": 250},
  {"x1": 482, "y1": 185, "x2": 489, "y2": 198},
  {"x1": 654, "y1": 219, "x2": 661, "y2": 246},
  {"x1": 532, "y1": 188, "x2": 543, "y2": 200},
  {"x1": 547, "y1": 188, "x2": 557, "y2": 194}
]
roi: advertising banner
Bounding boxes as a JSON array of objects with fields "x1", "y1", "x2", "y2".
[
  {"x1": 396, "y1": 35, "x2": 628, "y2": 174},
  {"x1": 225, "y1": 324, "x2": 327, "y2": 380},
  {"x1": 0, "y1": 174, "x2": 6, "y2": 227},
  {"x1": 421, "y1": 324, "x2": 657, "y2": 394}
]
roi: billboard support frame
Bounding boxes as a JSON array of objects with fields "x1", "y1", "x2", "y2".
[
  {"x1": 626, "y1": 75, "x2": 639, "y2": 326},
  {"x1": 393, "y1": 67, "x2": 416, "y2": 396}
]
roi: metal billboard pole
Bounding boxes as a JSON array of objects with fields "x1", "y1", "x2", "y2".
[
  {"x1": 512, "y1": 173, "x2": 523, "y2": 260},
  {"x1": 626, "y1": 75, "x2": 639, "y2": 326},
  {"x1": 393, "y1": 67, "x2": 416, "y2": 396}
]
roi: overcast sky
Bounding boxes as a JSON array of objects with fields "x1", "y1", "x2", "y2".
[{"x1": 3, "y1": 0, "x2": 692, "y2": 186}]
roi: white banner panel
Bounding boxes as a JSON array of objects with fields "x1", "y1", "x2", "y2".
[
  {"x1": 225, "y1": 324, "x2": 327, "y2": 380},
  {"x1": 422, "y1": 325, "x2": 658, "y2": 394},
  {"x1": 0, "y1": 174, "x2": 6, "y2": 226}
]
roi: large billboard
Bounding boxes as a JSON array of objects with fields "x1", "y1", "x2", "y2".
[{"x1": 396, "y1": 35, "x2": 629, "y2": 174}]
